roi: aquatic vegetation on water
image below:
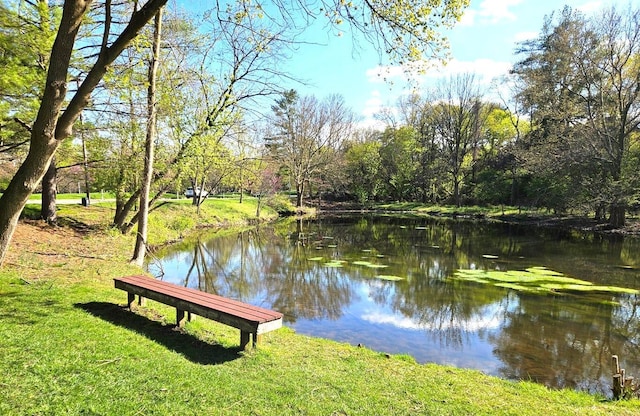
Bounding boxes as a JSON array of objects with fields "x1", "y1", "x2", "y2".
[
  {"x1": 352, "y1": 260, "x2": 389, "y2": 269},
  {"x1": 376, "y1": 275, "x2": 405, "y2": 281},
  {"x1": 452, "y1": 267, "x2": 639, "y2": 297}
]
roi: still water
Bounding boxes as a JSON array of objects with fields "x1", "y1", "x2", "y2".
[{"x1": 146, "y1": 214, "x2": 640, "y2": 394}]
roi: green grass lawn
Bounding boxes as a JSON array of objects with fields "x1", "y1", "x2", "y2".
[{"x1": 1, "y1": 198, "x2": 639, "y2": 415}]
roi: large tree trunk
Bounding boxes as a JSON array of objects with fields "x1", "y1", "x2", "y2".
[
  {"x1": 0, "y1": 0, "x2": 88, "y2": 266},
  {"x1": 0, "y1": 0, "x2": 168, "y2": 266},
  {"x1": 609, "y1": 203, "x2": 626, "y2": 228},
  {"x1": 296, "y1": 182, "x2": 304, "y2": 207},
  {"x1": 132, "y1": 8, "x2": 162, "y2": 265},
  {"x1": 41, "y1": 157, "x2": 58, "y2": 224}
]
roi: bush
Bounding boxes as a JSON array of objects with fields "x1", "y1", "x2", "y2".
[{"x1": 266, "y1": 194, "x2": 296, "y2": 215}]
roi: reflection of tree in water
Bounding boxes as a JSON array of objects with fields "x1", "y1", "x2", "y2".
[
  {"x1": 171, "y1": 223, "x2": 355, "y2": 323},
  {"x1": 177, "y1": 229, "x2": 271, "y2": 300},
  {"x1": 388, "y1": 265, "x2": 507, "y2": 348},
  {"x1": 489, "y1": 294, "x2": 638, "y2": 393},
  {"x1": 262, "y1": 229, "x2": 355, "y2": 323}
]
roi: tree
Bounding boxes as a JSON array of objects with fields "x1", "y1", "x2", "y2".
[
  {"x1": 0, "y1": 0, "x2": 169, "y2": 266},
  {"x1": 429, "y1": 74, "x2": 483, "y2": 206},
  {"x1": 378, "y1": 126, "x2": 419, "y2": 201},
  {"x1": 581, "y1": 5, "x2": 640, "y2": 226},
  {"x1": 0, "y1": 0, "x2": 57, "y2": 156},
  {"x1": 512, "y1": 5, "x2": 640, "y2": 225},
  {"x1": 110, "y1": 4, "x2": 295, "y2": 230},
  {"x1": 269, "y1": 90, "x2": 354, "y2": 207},
  {"x1": 395, "y1": 93, "x2": 447, "y2": 203},
  {"x1": 470, "y1": 106, "x2": 522, "y2": 206},
  {"x1": 249, "y1": 163, "x2": 282, "y2": 218},
  {"x1": 0, "y1": 0, "x2": 470, "y2": 265},
  {"x1": 0, "y1": 1, "x2": 60, "y2": 222},
  {"x1": 131, "y1": 7, "x2": 163, "y2": 266},
  {"x1": 344, "y1": 133, "x2": 383, "y2": 203}
]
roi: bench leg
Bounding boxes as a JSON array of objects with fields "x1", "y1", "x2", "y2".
[
  {"x1": 128, "y1": 293, "x2": 146, "y2": 308},
  {"x1": 240, "y1": 331, "x2": 259, "y2": 349},
  {"x1": 240, "y1": 331, "x2": 250, "y2": 349},
  {"x1": 176, "y1": 309, "x2": 186, "y2": 327},
  {"x1": 127, "y1": 293, "x2": 135, "y2": 309}
]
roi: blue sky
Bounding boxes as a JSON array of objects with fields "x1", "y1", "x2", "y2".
[
  {"x1": 179, "y1": 1, "x2": 630, "y2": 127},
  {"x1": 283, "y1": 0, "x2": 630, "y2": 128}
]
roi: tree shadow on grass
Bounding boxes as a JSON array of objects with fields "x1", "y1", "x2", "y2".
[{"x1": 75, "y1": 301, "x2": 242, "y2": 365}]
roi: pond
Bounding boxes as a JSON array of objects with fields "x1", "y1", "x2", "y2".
[{"x1": 146, "y1": 214, "x2": 640, "y2": 395}]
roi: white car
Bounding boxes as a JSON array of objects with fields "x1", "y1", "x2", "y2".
[{"x1": 184, "y1": 187, "x2": 209, "y2": 198}]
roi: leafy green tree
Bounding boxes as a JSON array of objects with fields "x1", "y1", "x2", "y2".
[
  {"x1": 0, "y1": 0, "x2": 58, "y2": 155},
  {"x1": 0, "y1": 1, "x2": 62, "y2": 221},
  {"x1": 378, "y1": 126, "x2": 419, "y2": 202},
  {"x1": 344, "y1": 135, "x2": 383, "y2": 204},
  {"x1": 396, "y1": 93, "x2": 447, "y2": 203},
  {"x1": 470, "y1": 106, "x2": 522, "y2": 205}
]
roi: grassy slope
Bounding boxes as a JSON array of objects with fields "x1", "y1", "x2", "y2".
[{"x1": 1, "y1": 199, "x2": 639, "y2": 415}]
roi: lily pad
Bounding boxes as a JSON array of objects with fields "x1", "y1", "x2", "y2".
[
  {"x1": 327, "y1": 244, "x2": 337, "y2": 248},
  {"x1": 308, "y1": 257, "x2": 323, "y2": 261},
  {"x1": 482, "y1": 254, "x2": 499, "y2": 259},
  {"x1": 352, "y1": 260, "x2": 389, "y2": 269},
  {"x1": 376, "y1": 275, "x2": 405, "y2": 281},
  {"x1": 323, "y1": 261, "x2": 344, "y2": 268}
]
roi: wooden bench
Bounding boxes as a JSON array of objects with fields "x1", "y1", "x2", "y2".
[{"x1": 114, "y1": 275, "x2": 283, "y2": 349}]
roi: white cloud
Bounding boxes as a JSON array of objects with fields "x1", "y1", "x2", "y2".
[
  {"x1": 367, "y1": 58, "x2": 512, "y2": 87},
  {"x1": 513, "y1": 31, "x2": 538, "y2": 43},
  {"x1": 358, "y1": 90, "x2": 393, "y2": 130},
  {"x1": 577, "y1": 1, "x2": 604, "y2": 14},
  {"x1": 460, "y1": 0, "x2": 523, "y2": 26},
  {"x1": 362, "y1": 90, "x2": 382, "y2": 117}
]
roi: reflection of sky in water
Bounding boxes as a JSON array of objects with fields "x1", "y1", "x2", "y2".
[{"x1": 286, "y1": 280, "x2": 505, "y2": 375}]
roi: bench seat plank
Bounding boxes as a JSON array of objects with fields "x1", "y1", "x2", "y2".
[{"x1": 114, "y1": 275, "x2": 283, "y2": 348}]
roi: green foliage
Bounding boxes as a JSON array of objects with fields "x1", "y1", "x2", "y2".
[
  {"x1": 345, "y1": 139, "x2": 383, "y2": 203},
  {"x1": 265, "y1": 193, "x2": 296, "y2": 215},
  {"x1": 379, "y1": 126, "x2": 419, "y2": 201},
  {"x1": 0, "y1": 1, "x2": 59, "y2": 153},
  {"x1": 334, "y1": 0, "x2": 470, "y2": 65}
]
